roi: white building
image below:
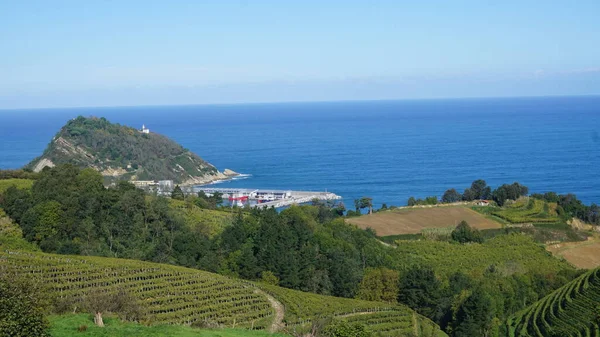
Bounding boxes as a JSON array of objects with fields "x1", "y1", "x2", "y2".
[{"x1": 141, "y1": 124, "x2": 150, "y2": 134}]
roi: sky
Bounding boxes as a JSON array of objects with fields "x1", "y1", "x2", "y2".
[{"x1": 1, "y1": 1, "x2": 599, "y2": 109}]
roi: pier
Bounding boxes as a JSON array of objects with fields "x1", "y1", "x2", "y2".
[{"x1": 194, "y1": 187, "x2": 342, "y2": 208}]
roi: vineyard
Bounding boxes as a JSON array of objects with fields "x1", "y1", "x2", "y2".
[
  {"x1": 260, "y1": 284, "x2": 445, "y2": 336},
  {"x1": 391, "y1": 234, "x2": 573, "y2": 277},
  {"x1": 488, "y1": 198, "x2": 561, "y2": 225},
  {"x1": 507, "y1": 267, "x2": 600, "y2": 336},
  {"x1": 0, "y1": 249, "x2": 446, "y2": 336}
]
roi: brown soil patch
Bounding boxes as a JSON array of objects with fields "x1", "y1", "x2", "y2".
[
  {"x1": 347, "y1": 206, "x2": 501, "y2": 236},
  {"x1": 547, "y1": 238, "x2": 600, "y2": 269}
]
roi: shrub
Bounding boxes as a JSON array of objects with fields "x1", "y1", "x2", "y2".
[{"x1": 0, "y1": 271, "x2": 50, "y2": 337}]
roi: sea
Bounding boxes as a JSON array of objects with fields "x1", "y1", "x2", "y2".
[{"x1": 1, "y1": 96, "x2": 599, "y2": 208}]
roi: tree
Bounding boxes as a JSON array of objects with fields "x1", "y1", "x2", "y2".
[
  {"x1": 463, "y1": 179, "x2": 491, "y2": 201},
  {"x1": 354, "y1": 199, "x2": 360, "y2": 213},
  {"x1": 442, "y1": 189, "x2": 462, "y2": 203},
  {"x1": 359, "y1": 197, "x2": 373, "y2": 214},
  {"x1": 82, "y1": 288, "x2": 143, "y2": 327},
  {"x1": 171, "y1": 185, "x2": 185, "y2": 200},
  {"x1": 407, "y1": 197, "x2": 417, "y2": 206},
  {"x1": 424, "y1": 196, "x2": 438, "y2": 205},
  {"x1": 354, "y1": 197, "x2": 373, "y2": 214},
  {"x1": 398, "y1": 265, "x2": 442, "y2": 318},
  {"x1": 450, "y1": 287, "x2": 495, "y2": 337},
  {"x1": 492, "y1": 182, "x2": 529, "y2": 206},
  {"x1": 451, "y1": 221, "x2": 483, "y2": 244},
  {"x1": 0, "y1": 272, "x2": 50, "y2": 337},
  {"x1": 356, "y1": 268, "x2": 399, "y2": 303},
  {"x1": 261, "y1": 271, "x2": 280, "y2": 285}
]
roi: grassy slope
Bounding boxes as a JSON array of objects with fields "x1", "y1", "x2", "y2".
[
  {"x1": 49, "y1": 314, "x2": 288, "y2": 337},
  {"x1": 0, "y1": 249, "x2": 446, "y2": 337},
  {"x1": 391, "y1": 234, "x2": 574, "y2": 278},
  {"x1": 507, "y1": 268, "x2": 600, "y2": 337}
]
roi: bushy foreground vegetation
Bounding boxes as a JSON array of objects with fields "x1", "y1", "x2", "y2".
[{"x1": 507, "y1": 267, "x2": 600, "y2": 337}]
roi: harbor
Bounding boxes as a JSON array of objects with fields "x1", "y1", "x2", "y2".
[{"x1": 194, "y1": 187, "x2": 342, "y2": 208}]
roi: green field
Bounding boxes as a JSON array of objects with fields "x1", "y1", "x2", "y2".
[
  {"x1": 507, "y1": 268, "x2": 600, "y2": 336},
  {"x1": 0, "y1": 249, "x2": 446, "y2": 337},
  {"x1": 0, "y1": 178, "x2": 34, "y2": 192},
  {"x1": 49, "y1": 314, "x2": 288, "y2": 337},
  {"x1": 391, "y1": 234, "x2": 573, "y2": 278}
]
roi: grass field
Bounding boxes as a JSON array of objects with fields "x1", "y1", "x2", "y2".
[
  {"x1": 0, "y1": 178, "x2": 34, "y2": 192},
  {"x1": 49, "y1": 314, "x2": 288, "y2": 337},
  {"x1": 546, "y1": 237, "x2": 600, "y2": 269},
  {"x1": 347, "y1": 206, "x2": 502, "y2": 236}
]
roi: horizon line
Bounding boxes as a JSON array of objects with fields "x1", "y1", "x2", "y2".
[{"x1": 1, "y1": 93, "x2": 599, "y2": 112}]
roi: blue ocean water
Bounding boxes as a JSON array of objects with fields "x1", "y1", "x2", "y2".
[{"x1": 1, "y1": 96, "x2": 599, "y2": 207}]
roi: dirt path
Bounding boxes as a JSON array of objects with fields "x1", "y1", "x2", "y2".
[{"x1": 255, "y1": 289, "x2": 285, "y2": 333}]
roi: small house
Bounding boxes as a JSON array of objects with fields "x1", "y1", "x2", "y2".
[{"x1": 476, "y1": 200, "x2": 490, "y2": 206}]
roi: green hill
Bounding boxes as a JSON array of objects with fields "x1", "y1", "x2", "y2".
[
  {"x1": 26, "y1": 116, "x2": 237, "y2": 184},
  {"x1": 0, "y1": 249, "x2": 446, "y2": 337},
  {"x1": 507, "y1": 268, "x2": 600, "y2": 337}
]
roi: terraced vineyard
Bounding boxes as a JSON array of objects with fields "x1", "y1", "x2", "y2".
[
  {"x1": 490, "y1": 198, "x2": 561, "y2": 224},
  {"x1": 507, "y1": 267, "x2": 600, "y2": 337},
  {"x1": 0, "y1": 249, "x2": 446, "y2": 336},
  {"x1": 260, "y1": 284, "x2": 445, "y2": 336}
]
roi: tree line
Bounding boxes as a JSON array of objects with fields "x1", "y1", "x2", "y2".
[{"x1": 407, "y1": 179, "x2": 529, "y2": 206}]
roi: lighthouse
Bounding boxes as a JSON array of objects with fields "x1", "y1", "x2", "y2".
[{"x1": 141, "y1": 124, "x2": 150, "y2": 134}]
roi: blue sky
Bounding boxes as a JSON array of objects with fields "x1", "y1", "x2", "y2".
[{"x1": 1, "y1": 1, "x2": 599, "y2": 108}]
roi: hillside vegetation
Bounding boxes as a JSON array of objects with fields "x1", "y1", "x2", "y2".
[
  {"x1": 0, "y1": 178, "x2": 34, "y2": 192},
  {"x1": 484, "y1": 198, "x2": 561, "y2": 225},
  {"x1": 507, "y1": 267, "x2": 600, "y2": 337},
  {"x1": 0, "y1": 249, "x2": 445, "y2": 337},
  {"x1": 391, "y1": 234, "x2": 573, "y2": 278},
  {"x1": 26, "y1": 116, "x2": 235, "y2": 184}
]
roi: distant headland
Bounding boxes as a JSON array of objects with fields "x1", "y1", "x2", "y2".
[{"x1": 26, "y1": 116, "x2": 240, "y2": 185}]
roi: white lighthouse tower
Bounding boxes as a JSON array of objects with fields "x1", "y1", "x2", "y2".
[{"x1": 141, "y1": 124, "x2": 150, "y2": 134}]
